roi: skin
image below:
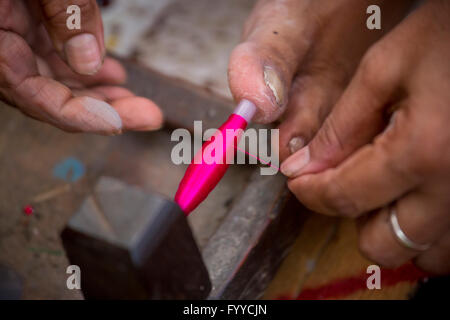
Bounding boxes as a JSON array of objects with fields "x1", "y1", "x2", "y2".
[
  {"x1": 0, "y1": 0, "x2": 163, "y2": 135},
  {"x1": 4, "y1": 0, "x2": 448, "y2": 273},
  {"x1": 228, "y1": 0, "x2": 413, "y2": 161},
  {"x1": 279, "y1": 0, "x2": 450, "y2": 274}
]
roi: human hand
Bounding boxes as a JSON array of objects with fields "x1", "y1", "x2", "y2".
[
  {"x1": 0, "y1": 0, "x2": 163, "y2": 134},
  {"x1": 228, "y1": 0, "x2": 412, "y2": 160},
  {"x1": 281, "y1": 0, "x2": 450, "y2": 274}
]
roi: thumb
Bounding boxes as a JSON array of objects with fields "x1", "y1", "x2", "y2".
[
  {"x1": 36, "y1": 0, "x2": 105, "y2": 75},
  {"x1": 228, "y1": 0, "x2": 315, "y2": 123}
]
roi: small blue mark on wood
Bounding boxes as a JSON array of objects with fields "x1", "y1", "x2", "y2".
[{"x1": 53, "y1": 157, "x2": 85, "y2": 182}]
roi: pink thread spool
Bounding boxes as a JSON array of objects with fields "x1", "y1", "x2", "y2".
[{"x1": 175, "y1": 100, "x2": 257, "y2": 215}]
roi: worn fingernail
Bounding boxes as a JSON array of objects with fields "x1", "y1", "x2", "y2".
[
  {"x1": 264, "y1": 66, "x2": 285, "y2": 106},
  {"x1": 280, "y1": 146, "x2": 310, "y2": 178},
  {"x1": 64, "y1": 33, "x2": 102, "y2": 75},
  {"x1": 80, "y1": 97, "x2": 122, "y2": 133},
  {"x1": 289, "y1": 136, "x2": 305, "y2": 154}
]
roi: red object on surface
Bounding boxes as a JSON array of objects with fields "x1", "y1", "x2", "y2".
[
  {"x1": 175, "y1": 114, "x2": 249, "y2": 215},
  {"x1": 23, "y1": 205, "x2": 34, "y2": 216},
  {"x1": 294, "y1": 263, "x2": 429, "y2": 300}
]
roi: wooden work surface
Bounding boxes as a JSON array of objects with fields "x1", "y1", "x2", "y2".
[
  {"x1": 0, "y1": 101, "x2": 425, "y2": 300},
  {"x1": 0, "y1": 102, "x2": 252, "y2": 299},
  {"x1": 264, "y1": 215, "x2": 426, "y2": 300}
]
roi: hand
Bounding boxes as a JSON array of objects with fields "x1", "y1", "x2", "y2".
[
  {"x1": 0, "y1": 0, "x2": 163, "y2": 134},
  {"x1": 281, "y1": 0, "x2": 450, "y2": 274},
  {"x1": 228, "y1": 0, "x2": 412, "y2": 160}
]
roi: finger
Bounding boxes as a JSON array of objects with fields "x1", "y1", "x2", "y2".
[
  {"x1": 0, "y1": 30, "x2": 121, "y2": 134},
  {"x1": 228, "y1": 0, "x2": 317, "y2": 123},
  {"x1": 110, "y1": 97, "x2": 163, "y2": 131},
  {"x1": 72, "y1": 86, "x2": 162, "y2": 131},
  {"x1": 415, "y1": 230, "x2": 450, "y2": 275},
  {"x1": 89, "y1": 86, "x2": 134, "y2": 100},
  {"x1": 286, "y1": 109, "x2": 419, "y2": 217},
  {"x1": 10, "y1": 79, "x2": 122, "y2": 134},
  {"x1": 277, "y1": 74, "x2": 343, "y2": 161},
  {"x1": 0, "y1": 0, "x2": 31, "y2": 36},
  {"x1": 281, "y1": 43, "x2": 404, "y2": 176},
  {"x1": 46, "y1": 54, "x2": 127, "y2": 86},
  {"x1": 276, "y1": 0, "x2": 411, "y2": 160},
  {"x1": 33, "y1": 0, "x2": 105, "y2": 75},
  {"x1": 32, "y1": 24, "x2": 126, "y2": 86},
  {"x1": 72, "y1": 88, "x2": 105, "y2": 100},
  {"x1": 358, "y1": 189, "x2": 450, "y2": 268},
  {"x1": 69, "y1": 89, "x2": 162, "y2": 131}
]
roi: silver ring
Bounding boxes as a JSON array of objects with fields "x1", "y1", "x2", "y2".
[{"x1": 389, "y1": 206, "x2": 431, "y2": 251}]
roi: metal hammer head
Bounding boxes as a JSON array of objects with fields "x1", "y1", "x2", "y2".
[{"x1": 61, "y1": 176, "x2": 211, "y2": 299}]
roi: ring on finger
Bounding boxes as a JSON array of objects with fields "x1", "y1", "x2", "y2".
[{"x1": 389, "y1": 204, "x2": 431, "y2": 251}]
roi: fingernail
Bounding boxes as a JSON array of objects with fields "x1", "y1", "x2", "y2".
[
  {"x1": 64, "y1": 33, "x2": 102, "y2": 75},
  {"x1": 264, "y1": 66, "x2": 285, "y2": 106},
  {"x1": 80, "y1": 97, "x2": 122, "y2": 133},
  {"x1": 289, "y1": 136, "x2": 305, "y2": 154},
  {"x1": 280, "y1": 146, "x2": 310, "y2": 178}
]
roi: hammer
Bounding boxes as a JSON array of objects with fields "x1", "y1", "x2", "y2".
[{"x1": 61, "y1": 176, "x2": 211, "y2": 299}]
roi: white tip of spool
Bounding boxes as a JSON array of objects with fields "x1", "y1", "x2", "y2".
[{"x1": 233, "y1": 99, "x2": 257, "y2": 123}]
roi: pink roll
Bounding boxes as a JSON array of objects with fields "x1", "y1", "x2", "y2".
[{"x1": 175, "y1": 100, "x2": 256, "y2": 215}]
